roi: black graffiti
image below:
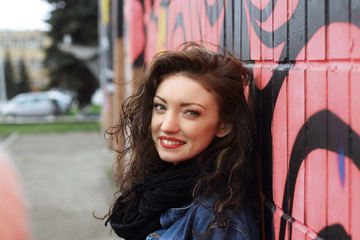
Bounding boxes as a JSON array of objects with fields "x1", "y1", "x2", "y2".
[
  {"x1": 241, "y1": 0, "x2": 360, "y2": 239},
  {"x1": 279, "y1": 110, "x2": 360, "y2": 239},
  {"x1": 204, "y1": 0, "x2": 224, "y2": 26},
  {"x1": 253, "y1": 66, "x2": 289, "y2": 239},
  {"x1": 173, "y1": 13, "x2": 186, "y2": 43},
  {"x1": 246, "y1": 0, "x2": 360, "y2": 61},
  {"x1": 316, "y1": 224, "x2": 351, "y2": 240}
]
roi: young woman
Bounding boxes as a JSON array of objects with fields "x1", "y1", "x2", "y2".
[{"x1": 105, "y1": 43, "x2": 262, "y2": 240}]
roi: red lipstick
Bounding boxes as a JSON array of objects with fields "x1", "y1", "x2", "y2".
[{"x1": 159, "y1": 136, "x2": 186, "y2": 149}]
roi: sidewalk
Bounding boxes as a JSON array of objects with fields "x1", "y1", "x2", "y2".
[{"x1": 4, "y1": 131, "x2": 119, "y2": 240}]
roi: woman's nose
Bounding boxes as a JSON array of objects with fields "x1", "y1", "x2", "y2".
[{"x1": 160, "y1": 112, "x2": 180, "y2": 133}]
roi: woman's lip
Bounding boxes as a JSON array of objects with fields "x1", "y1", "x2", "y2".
[
  {"x1": 159, "y1": 136, "x2": 186, "y2": 149},
  {"x1": 159, "y1": 136, "x2": 185, "y2": 142}
]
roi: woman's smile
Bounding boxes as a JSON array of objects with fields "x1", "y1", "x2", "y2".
[{"x1": 159, "y1": 136, "x2": 186, "y2": 149}]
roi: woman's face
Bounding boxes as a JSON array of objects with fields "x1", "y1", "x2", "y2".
[{"x1": 151, "y1": 74, "x2": 227, "y2": 164}]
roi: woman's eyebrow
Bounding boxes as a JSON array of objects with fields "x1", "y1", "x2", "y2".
[
  {"x1": 154, "y1": 95, "x2": 206, "y2": 110},
  {"x1": 180, "y1": 102, "x2": 206, "y2": 110},
  {"x1": 154, "y1": 95, "x2": 166, "y2": 103}
]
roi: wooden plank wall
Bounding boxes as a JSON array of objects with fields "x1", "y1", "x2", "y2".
[{"x1": 114, "y1": 0, "x2": 360, "y2": 239}]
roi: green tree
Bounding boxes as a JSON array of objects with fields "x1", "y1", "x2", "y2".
[
  {"x1": 17, "y1": 59, "x2": 31, "y2": 93},
  {"x1": 4, "y1": 53, "x2": 17, "y2": 99},
  {"x1": 44, "y1": 0, "x2": 99, "y2": 106}
]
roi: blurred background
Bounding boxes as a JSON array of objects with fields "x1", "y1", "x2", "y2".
[
  {"x1": 0, "y1": 0, "x2": 118, "y2": 239},
  {"x1": 0, "y1": 0, "x2": 100, "y2": 119}
]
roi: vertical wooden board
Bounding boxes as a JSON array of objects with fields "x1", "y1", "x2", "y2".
[
  {"x1": 115, "y1": 0, "x2": 123, "y2": 38},
  {"x1": 167, "y1": 0, "x2": 180, "y2": 49},
  {"x1": 181, "y1": 0, "x2": 192, "y2": 43},
  {"x1": 350, "y1": 24, "x2": 360, "y2": 59},
  {"x1": 155, "y1": 6, "x2": 167, "y2": 52},
  {"x1": 131, "y1": 0, "x2": 145, "y2": 65},
  {"x1": 327, "y1": 151, "x2": 351, "y2": 234},
  {"x1": 204, "y1": 0, "x2": 211, "y2": 44},
  {"x1": 256, "y1": 64, "x2": 273, "y2": 90},
  {"x1": 273, "y1": 0, "x2": 287, "y2": 61},
  {"x1": 307, "y1": 0, "x2": 325, "y2": 60},
  {"x1": 143, "y1": 0, "x2": 151, "y2": 10},
  {"x1": 305, "y1": 66, "x2": 327, "y2": 123},
  {"x1": 289, "y1": 0, "x2": 305, "y2": 60},
  {"x1": 292, "y1": 221, "x2": 306, "y2": 240},
  {"x1": 214, "y1": 0, "x2": 220, "y2": 47},
  {"x1": 253, "y1": 64, "x2": 262, "y2": 91},
  {"x1": 261, "y1": 0, "x2": 274, "y2": 60},
  {"x1": 215, "y1": 0, "x2": 219, "y2": 38},
  {"x1": 350, "y1": 67, "x2": 360, "y2": 240},
  {"x1": 204, "y1": 0, "x2": 222, "y2": 51},
  {"x1": 233, "y1": 0, "x2": 242, "y2": 57},
  {"x1": 143, "y1": 1, "x2": 158, "y2": 62},
  {"x1": 190, "y1": 0, "x2": 202, "y2": 42},
  {"x1": 291, "y1": 170, "x2": 306, "y2": 240},
  {"x1": 304, "y1": 66, "x2": 327, "y2": 234},
  {"x1": 272, "y1": 73, "x2": 288, "y2": 208},
  {"x1": 250, "y1": 0, "x2": 261, "y2": 60},
  {"x1": 274, "y1": 207, "x2": 290, "y2": 240},
  {"x1": 287, "y1": 68, "x2": 305, "y2": 224},
  {"x1": 177, "y1": 0, "x2": 187, "y2": 46},
  {"x1": 327, "y1": 67, "x2": 350, "y2": 233},
  {"x1": 217, "y1": 0, "x2": 224, "y2": 46},
  {"x1": 210, "y1": 0, "x2": 216, "y2": 44},
  {"x1": 224, "y1": 0, "x2": 233, "y2": 52},
  {"x1": 273, "y1": 208, "x2": 282, "y2": 240},
  {"x1": 328, "y1": 0, "x2": 350, "y2": 60},
  {"x1": 199, "y1": 1, "x2": 208, "y2": 43},
  {"x1": 306, "y1": 231, "x2": 319, "y2": 240},
  {"x1": 350, "y1": 1, "x2": 360, "y2": 59},
  {"x1": 241, "y1": 0, "x2": 250, "y2": 60}
]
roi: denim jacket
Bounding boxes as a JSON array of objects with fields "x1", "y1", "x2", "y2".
[{"x1": 146, "y1": 198, "x2": 259, "y2": 240}]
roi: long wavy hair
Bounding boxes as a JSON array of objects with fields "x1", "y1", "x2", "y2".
[{"x1": 106, "y1": 42, "x2": 261, "y2": 234}]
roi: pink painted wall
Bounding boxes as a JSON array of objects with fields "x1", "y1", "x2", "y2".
[{"x1": 119, "y1": 0, "x2": 360, "y2": 239}]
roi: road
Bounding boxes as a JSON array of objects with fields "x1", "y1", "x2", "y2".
[{"x1": 3, "y1": 131, "x2": 120, "y2": 240}]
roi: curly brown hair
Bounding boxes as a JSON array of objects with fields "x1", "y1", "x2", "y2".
[{"x1": 106, "y1": 42, "x2": 261, "y2": 234}]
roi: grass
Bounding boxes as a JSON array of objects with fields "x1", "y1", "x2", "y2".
[
  {"x1": 0, "y1": 121, "x2": 101, "y2": 135},
  {"x1": 86, "y1": 104, "x2": 101, "y2": 115}
]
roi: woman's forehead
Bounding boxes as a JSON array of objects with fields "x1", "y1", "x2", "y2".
[{"x1": 154, "y1": 75, "x2": 218, "y2": 106}]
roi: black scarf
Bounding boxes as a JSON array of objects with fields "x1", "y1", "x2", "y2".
[{"x1": 105, "y1": 161, "x2": 200, "y2": 240}]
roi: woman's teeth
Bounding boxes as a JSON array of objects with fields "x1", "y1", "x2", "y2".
[{"x1": 161, "y1": 139, "x2": 185, "y2": 145}]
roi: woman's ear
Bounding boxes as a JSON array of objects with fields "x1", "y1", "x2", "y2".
[{"x1": 216, "y1": 122, "x2": 232, "y2": 138}]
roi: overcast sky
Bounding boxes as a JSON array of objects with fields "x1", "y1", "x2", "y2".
[{"x1": 0, "y1": 0, "x2": 52, "y2": 31}]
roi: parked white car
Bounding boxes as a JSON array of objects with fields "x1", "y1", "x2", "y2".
[
  {"x1": 0, "y1": 91, "x2": 72, "y2": 117},
  {"x1": 47, "y1": 89, "x2": 74, "y2": 114}
]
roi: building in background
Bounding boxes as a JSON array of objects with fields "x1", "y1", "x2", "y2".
[{"x1": 0, "y1": 30, "x2": 51, "y2": 91}]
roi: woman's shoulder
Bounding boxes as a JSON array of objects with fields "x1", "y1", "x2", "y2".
[
  {"x1": 148, "y1": 197, "x2": 260, "y2": 240},
  {"x1": 190, "y1": 197, "x2": 260, "y2": 240}
]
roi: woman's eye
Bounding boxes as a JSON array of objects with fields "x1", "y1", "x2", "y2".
[
  {"x1": 184, "y1": 110, "x2": 200, "y2": 117},
  {"x1": 154, "y1": 104, "x2": 166, "y2": 111}
]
